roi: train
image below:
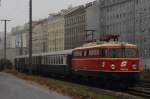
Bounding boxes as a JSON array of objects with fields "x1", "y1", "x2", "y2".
[{"x1": 15, "y1": 41, "x2": 142, "y2": 88}]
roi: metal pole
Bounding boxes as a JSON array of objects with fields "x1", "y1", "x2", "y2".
[
  {"x1": 0, "y1": 19, "x2": 11, "y2": 69},
  {"x1": 20, "y1": 33, "x2": 23, "y2": 55},
  {"x1": 133, "y1": 0, "x2": 136, "y2": 43},
  {"x1": 4, "y1": 21, "x2": 6, "y2": 66},
  {"x1": 55, "y1": 32, "x2": 56, "y2": 51},
  {"x1": 29, "y1": 0, "x2": 32, "y2": 74}
]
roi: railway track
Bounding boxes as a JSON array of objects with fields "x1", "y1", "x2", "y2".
[
  {"x1": 138, "y1": 81, "x2": 150, "y2": 88},
  {"x1": 127, "y1": 87, "x2": 150, "y2": 98},
  {"x1": 126, "y1": 81, "x2": 150, "y2": 99}
]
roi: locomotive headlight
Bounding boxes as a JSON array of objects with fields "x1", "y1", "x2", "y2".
[
  {"x1": 111, "y1": 64, "x2": 116, "y2": 70},
  {"x1": 132, "y1": 64, "x2": 137, "y2": 70}
]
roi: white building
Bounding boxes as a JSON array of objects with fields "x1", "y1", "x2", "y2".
[{"x1": 6, "y1": 34, "x2": 16, "y2": 49}]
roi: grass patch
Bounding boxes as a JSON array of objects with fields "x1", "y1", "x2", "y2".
[{"x1": 5, "y1": 70, "x2": 115, "y2": 99}]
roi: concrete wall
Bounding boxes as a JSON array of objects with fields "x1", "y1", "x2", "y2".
[
  {"x1": 86, "y1": 1, "x2": 100, "y2": 40},
  {"x1": 141, "y1": 58, "x2": 150, "y2": 70}
]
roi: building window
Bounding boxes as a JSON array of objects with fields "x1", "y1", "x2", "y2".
[
  {"x1": 136, "y1": 0, "x2": 139, "y2": 4},
  {"x1": 116, "y1": 14, "x2": 119, "y2": 19}
]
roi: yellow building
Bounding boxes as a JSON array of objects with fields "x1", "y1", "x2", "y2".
[{"x1": 47, "y1": 13, "x2": 65, "y2": 52}]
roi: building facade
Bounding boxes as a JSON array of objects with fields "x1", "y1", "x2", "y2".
[
  {"x1": 85, "y1": 1, "x2": 100, "y2": 41},
  {"x1": 99, "y1": 0, "x2": 136, "y2": 42},
  {"x1": 99, "y1": 0, "x2": 150, "y2": 67},
  {"x1": 47, "y1": 12, "x2": 65, "y2": 52},
  {"x1": 6, "y1": 34, "x2": 16, "y2": 49},
  {"x1": 11, "y1": 24, "x2": 28, "y2": 55},
  {"x1": 64, "y1": 1, "x2": 101, "y2": 49},
  {"x1": 31, "y1": 19, "x2": 48, "y2": 54},
  {"x1": 64, "y1": 6, "x2": 87, "y2": 49}
]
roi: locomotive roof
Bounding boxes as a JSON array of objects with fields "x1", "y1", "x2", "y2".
[
  {"x1": 15, "y1": 49, "x2": 72, "y2": 58},
  {"x1": 74, "y1": 41, "x2": 137, "y2": 50}
]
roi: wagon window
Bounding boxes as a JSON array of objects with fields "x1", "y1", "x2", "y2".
[
  {"x1": 50, "y1": 56, "x2": 51, "y2": 64},
  {"x1": 44, "y1": 56, "x2": 46, "y2": 64},
  {"x1": 47, "y1": 56, "x2": 49, "y2": 64},
  {"x1": 53, "y1": 56, "x2": 55, "y2": 64},
  {"x1": 45, "y1": 56, "x2": 47, "y2": 64},
  {"x1": 59, "y1": 56, "x2": 61, "y2": 64},
  {"x1": 63, "y1": 56, "x2": 67, "y2": 65},
  {"x1": 74, "y1": 51, "x2": 82, "y2": 57},
  {"x1": 61, "y1": 56, "x2": 63, "y2": 64},
  {"x1": 57, "y1": 56, "x2": 59, "y2": 64},
  {"x1": 55, "y1": 56, "x2": 57, "y2": 64},
  {"x1": 32, "y1": 57, "x2": 34, "y2": 64},
  {"x1": 54, "y1": 56, "x2": 56, "y2": 64},
  {"x1": 48, "y1": 56, "x2": 50, "y2": 64},
  {"x1": 27, "y1": 58, "x2": 28, "y2": 64},
  {"x1": 56, "y1": 56, "x2": 59, "y2": 64},
  {"x1": 42, "y1": 56, "x2": 44, "y2": 64},
  {"x1": 35, "y1": 57, "x2": 37, "y2": 64},
  {"x1": 57, "y1": 55, "x2": 59, "y2": 64},
  {"x1": 51, "y1": 56, "x2": 53, "y2": 64},
  {"x1": 34, "y1": 57, "x2": 36, "y2": 64},
  {"x1": 33, "y1": 57, "x2": 35, "y2": 64}
]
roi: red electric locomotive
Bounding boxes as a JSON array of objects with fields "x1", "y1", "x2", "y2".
[{"x1": 72, "y1": 41, "x2": 141, "y2": 88}]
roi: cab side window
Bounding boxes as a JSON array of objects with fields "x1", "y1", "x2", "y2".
[{"x1": 99, "y1": 49, "x2": 106, "y2": 57}]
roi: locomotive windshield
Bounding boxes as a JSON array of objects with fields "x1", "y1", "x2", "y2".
[
  {"x1": 107, "y1": 48, "x2": 122, "y2": 58},
  {"x1": 107, "y1": 48, "x2": 137, "y2": 58},
  {"x1": 124, "y1": 48, "x2": 137, "y2": 58}
]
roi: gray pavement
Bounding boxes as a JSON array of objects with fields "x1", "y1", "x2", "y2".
[{"x1": 0, "y1": 72, "x2": 71, "y2": 99}]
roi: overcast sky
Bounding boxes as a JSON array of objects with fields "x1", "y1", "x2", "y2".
[{"x1": 0, "y1": 0, "x2": 93, "y2": 33}]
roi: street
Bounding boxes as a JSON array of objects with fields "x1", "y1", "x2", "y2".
[{"x1": 0, "y1": 72, "x2": 71, "y2": 99}]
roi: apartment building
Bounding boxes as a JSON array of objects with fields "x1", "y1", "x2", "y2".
[
  {"x1": 31, "y1": 19, "x2": 48, "y2": 54},
  {"x1": 99, "y1": 0, "x2": 150, "y2": 67},
  {"x1": 64, "y1": 6, "x2": 87, "y2": 49},
  {"x1": 64, "y1": 1, "x2": 101, "y2": 49},
  {"x1": 47, "y1": 12, "x2": 65, "y2": 52}
]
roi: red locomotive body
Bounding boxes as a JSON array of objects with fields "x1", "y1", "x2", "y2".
[{"x1": 72, "y1": 42, "x2": 141, "y2": 87}]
